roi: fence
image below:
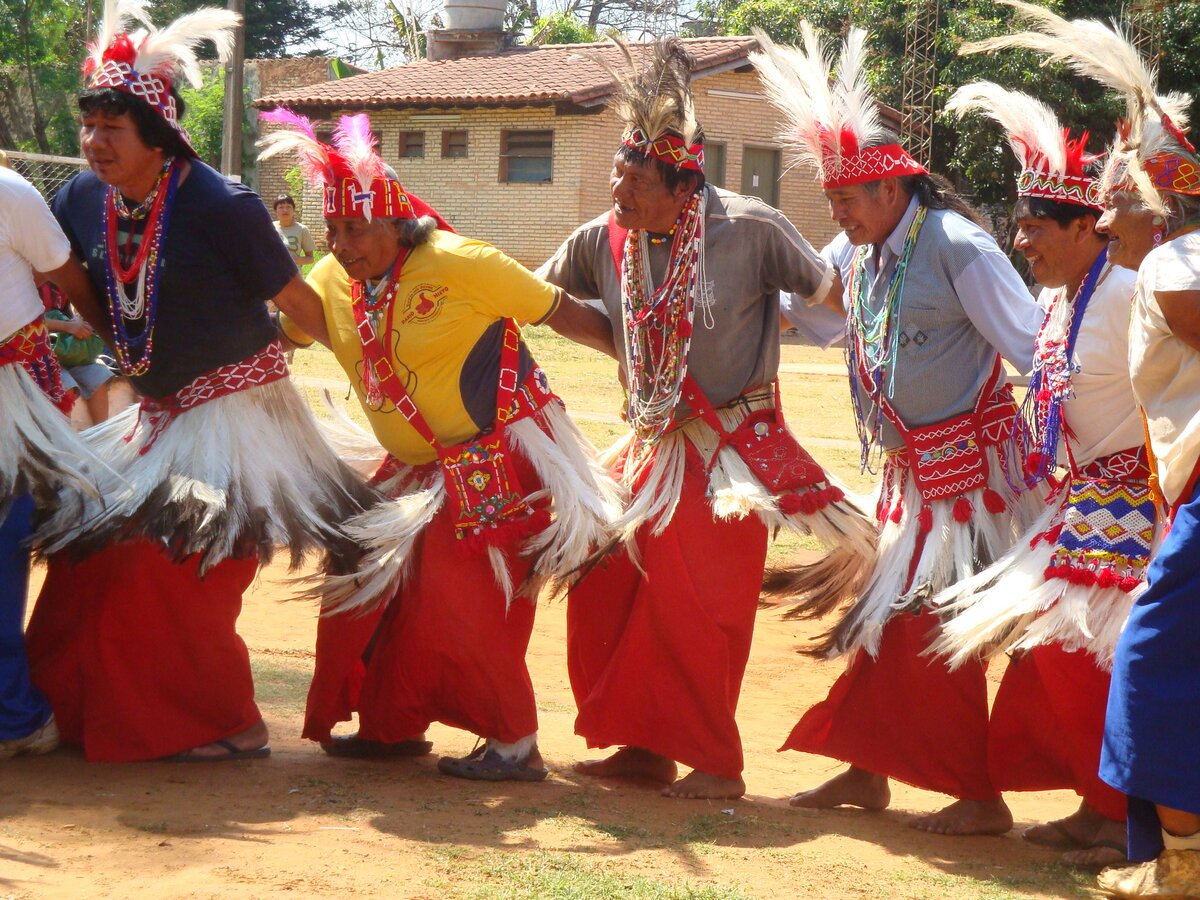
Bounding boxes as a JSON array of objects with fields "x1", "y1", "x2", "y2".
[{"x1": 3, "y1": 150, "x2": 87, "y2": 202}]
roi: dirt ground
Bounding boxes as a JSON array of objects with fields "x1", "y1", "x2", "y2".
[{"x1": 1, "y1": 557, "x2": 1097, "y2": 900}]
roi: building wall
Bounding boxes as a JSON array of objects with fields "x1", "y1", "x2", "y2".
[{"x1": 291, "y1": 62, "x2": 839, "y2": 266}]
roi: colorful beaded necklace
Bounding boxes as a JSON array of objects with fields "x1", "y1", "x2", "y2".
[
  {"x1": 102, "y1": 156, "x2": 180, "y2": 376},
  {"x1": 845, "y1": 204, "x2": 927, "y2": 470},
  {"x1": 620, "y1": 189, "x2": 706, "y2": 446},
  {"x1": 350, "y1": 249, "x2": 409, "y2": 408},
  {"x1": 1014, "y1": 246, "x2": 1107, "y2": 484}
]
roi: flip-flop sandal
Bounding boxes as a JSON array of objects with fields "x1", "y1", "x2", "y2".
[
  {"x1": 436, "y1": 746, "x2": 549, "y2": 782},
  {"x1": 1022, "y1": 819, "x2": 1090, "y2": 849},
  {"x1": 320, "y1": 734, "x2": 433, "y2": 758},
  {"x1": 163, "y1": 740, "x2": 271, "y2": 763},
  {"x1": 1061, "y1": 840, "x2": 1128, "y2": 871}
]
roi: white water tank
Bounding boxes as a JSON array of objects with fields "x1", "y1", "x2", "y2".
[{"x1": 441, "y1": 0, "x2": 506, "y2": 30}]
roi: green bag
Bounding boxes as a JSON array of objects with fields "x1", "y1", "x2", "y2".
[{"x1": 44, "y1": 308, "x2": 105, "y2": 368}]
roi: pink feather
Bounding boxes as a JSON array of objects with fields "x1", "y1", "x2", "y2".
[
  {"x1": 259, "y1": 107, "x2": 316, "y2": 139},
  {"x1": 333, "y1": 114, "x2": 385, "y2": 193}
]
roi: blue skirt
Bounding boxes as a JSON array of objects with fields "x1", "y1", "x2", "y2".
[
  {"x1": 1101, "y1": 480, "x2": 1200, "y2": 861},
  {"x1": 0, "y1": 493, "x2": 52, "y2": 740}
]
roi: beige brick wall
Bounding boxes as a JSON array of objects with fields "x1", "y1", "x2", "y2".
[{"x1": 287, "y1": 62, "x2": 838, "y2": 267}]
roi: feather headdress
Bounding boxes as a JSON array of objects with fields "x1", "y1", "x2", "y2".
[
  {"x1": 946, "y1": 81, "x2": 1102, "y2": 209},
  {"x1": 256, "y1": 110, "x2": 414, "y2": 223},
  {"x1": 83, "y1": 0, "x2": 240, "y2": 153},
  {"x1": 600, "y1": 38, "x2": 705, "y2": 172},
  {"x1": 750, "y1": 24, "x2": 926, "y2": 188},
  {"x1": 961, "y1": 0, "x2": 1198, "y2": 213}
]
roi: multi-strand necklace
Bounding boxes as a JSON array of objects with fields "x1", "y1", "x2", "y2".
[
  {"x1": 845, "y1": 204, "x2": 927, "y2": 470},
  {"x1": 620, "y1": 189, "x2": 705, "y2": 446},
  {"x1": 1014, "y1": 246, "x2": 1107, "y2": 484},
  {"x1": 102, "y1": 156, "x2": 179, "y2": 376}
]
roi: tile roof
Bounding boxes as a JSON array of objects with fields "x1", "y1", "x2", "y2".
[{"x1": 257, "y1": 36, "x2": 761, "y2": 110}]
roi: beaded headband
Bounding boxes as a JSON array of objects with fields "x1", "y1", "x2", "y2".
[
  {"x1": 621, "y1": 126, "x2": 705, "y2": 172},
  {"x1": 822, "y1": 142, "x2": 928, "y2": 189},
  {"x1": 323, "y1": 176, "x2": 416, "y2": 220}
]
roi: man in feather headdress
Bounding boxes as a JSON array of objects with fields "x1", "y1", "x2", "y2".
[
  {"x1": 539, "y1": 38, "x2": 877, "y2": 800},
  {"x1": 23, "y1": 0, "x2": 376, "y2": 763},
  {"x1": 259, "y1": 109, "x2": 622, "y2": 780},
  {"x1": 752, "y1": 26, "x2": 1046, "y2": 834},
  {"x1": 965, "y1": 3, "x2": 1200, "y2": 894},
  {"x1": 927, "y1": 82, "x2": 1148, "y2": 867}
]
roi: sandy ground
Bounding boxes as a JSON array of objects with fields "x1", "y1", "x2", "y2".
[{"x1": 1, "y1": 557, "x2": 1098, "y2": 900}]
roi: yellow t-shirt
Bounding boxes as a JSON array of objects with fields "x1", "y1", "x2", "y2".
[{"x1": 287, "y1": 230, "x2": 560, "y2": 464}]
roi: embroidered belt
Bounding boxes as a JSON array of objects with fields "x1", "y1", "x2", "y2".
[
  {"x1": 370, "y1": 365, "x2": 557, "y2": 492},
  {"x1": 0, "y1": 316, "x2": 66, "y2": 409},
  {"x1": 1076, "y1": 446, "x2": 1151, "y2": 482},
  {"x1": 132, "y1": 340, "x2": 290, "y2": 454}
]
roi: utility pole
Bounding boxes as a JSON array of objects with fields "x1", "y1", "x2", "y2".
[{"x1": 220, "y1": 0, "x2": 246, "y2": 178}]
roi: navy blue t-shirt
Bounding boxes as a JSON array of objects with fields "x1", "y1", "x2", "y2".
[{"x1": 52, "y1": 161, "x2": 296, "y2": 398}]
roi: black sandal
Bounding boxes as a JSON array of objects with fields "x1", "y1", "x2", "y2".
[{"x1": 436, "y1": 744, "x2": 548, "y2": 782}]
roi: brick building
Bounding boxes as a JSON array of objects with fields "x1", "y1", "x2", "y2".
[{"x1": 258, "y1": 38, "x2": 884, "y2": 267}]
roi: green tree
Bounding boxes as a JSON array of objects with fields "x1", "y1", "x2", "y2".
[
  {"x1": 700, "y1": 0, "x2": 1198, "y2": 204},
  {"x1": 178, "y1": 66, "x2": 224, "y2": 166},
  {"x1": 155, "y1": 0, "x2": 321, "y2": 58},
  {"x1": 531, "y1": 10, "x2": 600, "y2": 44}
]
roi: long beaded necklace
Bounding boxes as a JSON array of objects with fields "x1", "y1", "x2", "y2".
[
  {"x1": 845, "y1": 204, "x2": 927, "y2": 470},
  {"x1": 102, "y1": 157, "x2": 180, "y2": 376},
  {"x1": 620, "y1": 189, "x2": 705, "y2": 446},
  {"x1": 1014, "y1": 246, "x2": 1107, "y2": 484}
]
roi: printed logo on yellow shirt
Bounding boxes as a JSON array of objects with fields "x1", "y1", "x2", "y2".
[{"x1": 399, "y1": 283, "x2": 449, "y2": 324}]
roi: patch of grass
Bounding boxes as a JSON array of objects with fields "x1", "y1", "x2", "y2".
[
  {"x1": 467, "y1": 850, "x2": 747, "y2": 900},
  {"x1": 886, "y1": 863, "x2": 1093, "y2": 899},
  {"x1": 250, "y1": 658, "x2": 313, "y2": 714}
]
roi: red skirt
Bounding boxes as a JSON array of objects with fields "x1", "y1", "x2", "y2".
[
  {"x1": 303, "y1": 454, "x2": 542, "y2": 746},
  {"x1": 989, "y1": 644, "x2": 1126, "y2": 821},
  {"x1": 26, "y1": 539, "x2": 261, "y2": 762},
  {"x1": 567, "y1": 449, "x2": 768, "y2": 780},
  {"x1": 783, "y1": 610, "x2": 997, "y2": 800}
]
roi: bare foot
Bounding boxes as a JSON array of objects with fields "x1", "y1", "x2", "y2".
[
  {"x1": 662, "y1": 770, "x2": 746, "y2": 800},
  {"x1": 789, "y1": 766, "x2": 891, "y2": 810},
  {"x1": 1023, "y1": 801, "x2": 1111, "y2": 849},
  {"x1": 573, "y1": 746, "x2": 677, "y2": 785},
  {"x1": 174, "y1": 719, "x2": 269, "y2": 760},
  {"x1": 911, "y1": 798, "x2": 1013, "y2": 836}
]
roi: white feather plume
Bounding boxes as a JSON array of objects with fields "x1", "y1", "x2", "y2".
[
  {"x1": 135, "y1": 8, "x2": 240, "y2": 88},
  {"x1": 750, "y1": 24, "x2": 890, "y2": 182},
  {"x1": 87, "y1": 0, "x2": 153, "y2": 74},
  {"x1": 946, "y1": 81, "x2": 1067, "y2": 173}
]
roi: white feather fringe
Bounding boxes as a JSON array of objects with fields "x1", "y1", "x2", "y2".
[
  {"x1": 928, "y1": 487, "x2": 1159, "y2": 671},
  {"x1": 0, "y1": 364, "x2": 104, "y2": 516},
  {"x1": 311, "y1": 402, "x2": 624, "y2": 616},
  {"x1": 829, "y1": 446, "x2": 1049, "y2": 660},
  {"x1": 33, "y1": 378, "x2": 376, "y2": 572}
]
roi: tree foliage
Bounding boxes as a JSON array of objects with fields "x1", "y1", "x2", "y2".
[
  {"x1": 156, "y1": 0, "x2": 322, "y2": 58},
  {"x1": 531, "y1": 10, "x2": 600, "y2": 43},
  {"x1": 700, "y1": 0, "x2": 1199, "y2": 204}
]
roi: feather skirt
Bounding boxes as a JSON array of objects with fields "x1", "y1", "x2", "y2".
[
  {"x1": 601, "y1": 406, "x2": 877, "y2": 604},
  {"x1": 309, "y1": 400, "x2": 625, "y2": 616},
  {"x1": 929, "y1": 476, "x2": 1160, "y2": 671},
  {"x1": 0, "y1": 363, "x2": 103, "y2": 520},
  {"x1": 823, "y1": 446, "x2": 1049, "y2": 660},
  {"x1": 32, "y1": 378, "x2": 379, "y2": 573}
]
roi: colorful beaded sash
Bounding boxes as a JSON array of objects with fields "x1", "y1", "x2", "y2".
[
  {"x1": 133, "y1": 340, "x2": 289, "y2": 454},
  {"x1": 1031, "y1": 446, "x2": 1155, "y2": 592},
  {"x1": 0, "y1": 317, "x2": 66, "y2": 410}
]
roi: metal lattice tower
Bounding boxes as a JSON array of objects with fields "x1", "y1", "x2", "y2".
[
  {"x1": 901, "y1": 0, "x2": 941, "y2": 169},
  {"x1": 1129, "y1": 0, "x2": 1163, "y2": 67}
]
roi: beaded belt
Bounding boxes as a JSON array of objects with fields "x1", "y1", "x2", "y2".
[
  {"x1": 0, "y1": 316, "x2": 66, "y2": 408},
  {"x1": 133, "y1": 340, "x2": 290, "y2": 454}
]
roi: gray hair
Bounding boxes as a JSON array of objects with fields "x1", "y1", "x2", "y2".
[{"x1": 388, "y1": 215, "x2": 438, "y2": 248}]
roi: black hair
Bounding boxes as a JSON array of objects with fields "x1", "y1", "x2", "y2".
[
  {"x1": 861, "y1": 129, "x2": 988, "y2": 229},
  {"x1": 616, "y1": 132, "x2": 707, "y2": 196},
  {"x1": 274, "y1": 194, "x2": 296, "y2": 209},
  {"x1": 78, "y1": 86, "x2": 194, "y2": 158},
  {"x1": 1012, "y1": 195, "x2": 1101, "y2": 228}
]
